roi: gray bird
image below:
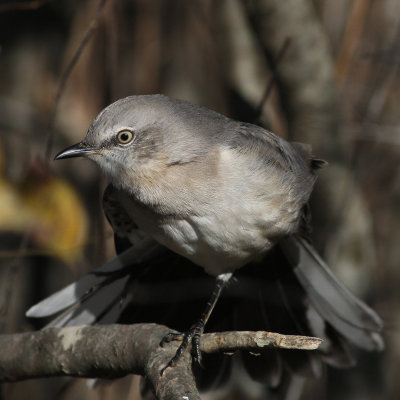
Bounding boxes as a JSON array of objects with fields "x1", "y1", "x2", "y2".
[{"x1": 27, "y1": 95, "x2": 383, "y2": 380}]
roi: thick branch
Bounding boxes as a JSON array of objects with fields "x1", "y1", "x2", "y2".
[{"x1": 0, "y1": 324, "x2": 322, "y2": 398}]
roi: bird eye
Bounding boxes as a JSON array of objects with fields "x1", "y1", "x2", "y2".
[{"x1": 117, "y1": 130, "x2": 134, "y2": 145}]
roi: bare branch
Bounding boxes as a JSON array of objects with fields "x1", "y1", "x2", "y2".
[
  {"x1": 44, "y1": 0, "x2": 109, "y2": 162},
  {"x1": 254, "y1": 36, "x2": 292, "y2": 120},
  {"x1": 243, "y1": 0, "x2": 339, "y2": 157},
  {"x1": 0, "y1": 323, "x2": 322, "y2": 400},
  {"x1": 0, "y1": 324, "x2": 200, "y2": 400},
  {"x1": 0, "y1": 0, "x2": 52, "y2": 12},
  {"x1": 201, "y1": 330, "x2": 322, "y2": 353}
]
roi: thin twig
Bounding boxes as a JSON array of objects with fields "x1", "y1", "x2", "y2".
[
  {"x1": 201, "y1": 330, "x2": 322, "y2": 352},
  {"x1": 254, "y1": 36, "x2": 292, "y2": 120},
  {"x1": 0, "y1": 0, "x2": 52, "y2": 12},
  {"x1": 44, "y1": 0, "x2": 109, "y2": 162},
  {"x1": 0, "y1": 0, "x2": 109, "y2": 335}
]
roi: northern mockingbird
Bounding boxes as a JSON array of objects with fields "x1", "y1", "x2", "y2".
[{"x1": 27, "y1": 95, "x2": 383, "y2": 381}]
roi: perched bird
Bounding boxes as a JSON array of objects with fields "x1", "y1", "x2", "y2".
[{"x1": 27, "y1": 95, "x2": 383, "y2": 387}]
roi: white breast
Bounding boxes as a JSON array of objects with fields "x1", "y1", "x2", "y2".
[{"x1": 119, "y1": 147, "x2": 303, "y2": 276}]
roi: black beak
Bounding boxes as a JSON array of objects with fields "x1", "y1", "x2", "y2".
[{"x1": 54, "y1": 142, "x2": 97, "y2": 160}]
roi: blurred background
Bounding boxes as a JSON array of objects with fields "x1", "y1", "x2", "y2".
[{"x1": 0, "y1": 0, "x2": 398, "y2": 399}]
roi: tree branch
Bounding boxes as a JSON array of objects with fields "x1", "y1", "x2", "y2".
[
  {"x1": 0, "y1": 324, "x2": 322, "y2": 399},
  {"x1": 243, "y1": 0, "x2": 339, "y2": 157}
]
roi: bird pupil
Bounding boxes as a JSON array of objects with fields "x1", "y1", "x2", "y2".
[{"x1": 121, "y1": 133, "x2": 128, "y2": 141}]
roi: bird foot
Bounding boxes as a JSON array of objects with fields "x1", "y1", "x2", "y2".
[{"x1": 159, "y1": 323, "x2": 204, "y2": 375}]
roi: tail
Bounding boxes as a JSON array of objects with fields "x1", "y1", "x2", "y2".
[
  {"x1": 26, "y1": 236, "x2": 162, "y2": 327},
  {"x1": 25, "y1": 233, "x2": 383, "y2": 390},
  {"x1": 279, "y1": 235, "x2": 383, "y2": 351}
]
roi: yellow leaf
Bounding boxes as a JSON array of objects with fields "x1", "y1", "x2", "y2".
[{"x1": 23, "y1": 176, "x2": 89, "y2": 262}]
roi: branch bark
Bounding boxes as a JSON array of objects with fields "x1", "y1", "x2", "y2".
[{"x1": 0, "y1": 324, "x2": 322, "y2": 399}]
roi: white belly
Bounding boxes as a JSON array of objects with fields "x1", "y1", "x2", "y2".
[
  {"x1": 129, "y1": 190, "x2": 300, "y2": 276},
  {"x1": 155, "y1": 213, "x2": 274, "y2": 275},
  {"x1": 122, "y1": 187, "x2": 300, "y2": 276}
]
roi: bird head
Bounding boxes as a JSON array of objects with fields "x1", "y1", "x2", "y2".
[
  {"x1": 55, "y1": 95, "x2": 231, "y2": 197},
  {"x1": 55, "y1": 95, "x2": 215, "y2": 189}
]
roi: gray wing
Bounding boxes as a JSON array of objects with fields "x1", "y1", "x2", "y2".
[
  {"x1": 103, "y1": 183, "x2": 149, "y2": 251},
  {"x1": 230, "y1": 122, "x2": 325, "y2": 176},
  {"x1": 226, "y1": 122, "x2": 326, "y2": 215}
]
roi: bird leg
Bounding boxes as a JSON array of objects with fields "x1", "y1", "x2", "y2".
[{"x1": 160, "y1": 272, "x2": 233, "y2": 375}]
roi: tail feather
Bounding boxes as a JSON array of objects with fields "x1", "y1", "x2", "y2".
[
  {"x1": 25, "y1": 231, "x2": 384, "y2": 389},
  {"x1": 26, "y1": 237, "x2": 161, "y2": 319},
  {"x1": 45, "y1": 276, "x2": 130, "y2": 328},
  {"x1": 279, "y1": 235, "x2": 383, "y2": 351},
  {"x1": 305, "y1": 305, "x2": 356, "y2": 368},
  {"x1": 321, "y1": 324, "x2": 357, "y2": 368}
]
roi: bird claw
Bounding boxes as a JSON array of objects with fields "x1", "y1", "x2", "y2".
[
  {"x1": 191, "y1": 329, "x2": 203, "y2": 366},
  {"x1": 159, "y1": 324, "x2": 204, "y2": 376},
  {"x1": 160, "y1": 332, "x2": 184, "y2": 346}
]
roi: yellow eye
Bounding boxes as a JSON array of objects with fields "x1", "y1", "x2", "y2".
[{"x1": 117, "y1": 130, "x2": 134, "y2": 145}]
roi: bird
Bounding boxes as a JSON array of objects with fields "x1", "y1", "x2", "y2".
[{"x1": 27, "y1": 94, "x2": 383, "y2": 386}]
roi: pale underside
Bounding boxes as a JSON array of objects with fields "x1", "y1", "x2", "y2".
[{"x1": 111, "y1": 146, "x2": 306, "y2": 276}]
